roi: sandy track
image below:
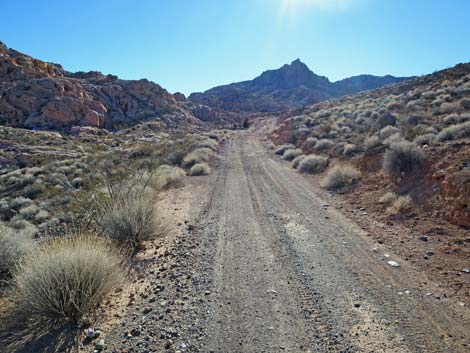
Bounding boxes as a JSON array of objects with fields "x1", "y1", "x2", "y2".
[{"x1": 197, "y1": 134, "x2": 469, "y2": 353}]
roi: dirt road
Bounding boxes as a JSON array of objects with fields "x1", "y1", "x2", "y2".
[
  {"x1": 196, "y1": 134, "x2": 469, "y2": 353},
  {"x1": 105, "y1": 133, "x2": 469, "y2": 353}
]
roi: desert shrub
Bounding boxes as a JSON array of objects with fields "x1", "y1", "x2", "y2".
[
  {"x1": 98, "y1": 179, "x2": 160, "y2": 249},
  {"x1": 379, "y1": 192, "x2": 397, "y2": 204},
  {"x1": 383, "y1": 142, "x2": 424, "y2": 177},
  {"x1": 440, "y1": 102, "x2": 460, "y2": 114},
  {"x1": 365, "y1": 135, "x2": 382, "y2": 150},
  {"x1": 11, "y1": 236, "x2": 125, "y2": 327},
  {"x1": 414, "y1": 133, "x2": 437, "y2": 146},
  {"x1": 380, "y1": 126, "x2": 400, "y2": 139},
  {"x1": 197, "y1": 139, "x2": 218, "y2": 150},
  {"x1": 18, "y1": 204, "x2": 41, "y2": 220},
  {"x1": 182, "y1": 148, "x2": 213, "y2": 167},
  {"x1": 189, "y1": 163, "x2": 211, "y2": 176},
  {"x1": 275, "y1": 144, "x2": 295, "y2": 155},
  {"x1": 0, "y1": 223, "x2": 35, "y2": 277},
  {"x1": 343, "y1": 144, "x2": 362, "y2": 157},
  {"x1": 386, "y1": 195, "x2": 412, "y2": 215},
  {"x1": 34, "y1": 210, "x2": 50, "y2": 223},
  {"x1": 436, "y1": 121, "x2": 470, "y2": 141},
  {"x1": 314, "y1": 139, "x2": 334, "y2": 150},
  {"x1": 292, "y1": 155, "x2": 306, "y2": 169},
  {"x1": 305, "y1": 137, "x2": 318, "y2": 146},
  {"x1": 298, "y1": 155, "x2": 329, "y2": 174},
  {"x1": 154, "y1": 165, "x2": 185, "y2": 189},
  {"x1": 71, "y1": 177, "x2": 84, "y2": 188},
  {"x1": 383, "y1": 133, "x2": 406, "y2": 146},
  {"x1": 321, "y1": 165, "x2": 360, "y2": 190},
  {"x1": 444, "y1": 113, "x2": 470, "y2": 125},
  {"x1": 460, "y1": 98, "x2": 470, "y2": 110},
  {"x1": 282, "y1": 148, "x2": 303, "y2": 161},
  {"x1": 22, "y1": 182, "x2": 46, "y2": 199}
]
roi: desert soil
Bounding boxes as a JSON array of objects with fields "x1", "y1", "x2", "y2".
[{"x1": 105, "y1": 133, "x2": 469, "y2": 353}]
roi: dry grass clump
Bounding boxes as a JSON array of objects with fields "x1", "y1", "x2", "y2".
[
  {"x1": 383, "y1": 141, "x2": 425, "y2": 177},
  {"x1": 11, "y1": 235, "x2": 125, "y2": 327},
  {"x1": 321, "y1": 164, "x2": 360, "y2": 190},
  {"x1": 97, "y1": 177, "x2": 160, "y2": 250},
  {"x1": 189, "y1": 163, "x2": 211, "y2": 176},
  {"x1": 298, "y1": 155, "x2": 329, "y2": 174},
  {"x1": 436, "y1": 121, "x2": 470, "y2": 141},
  {"x1": 380, "y1": 126, "x2": 400, "y2": 139},
  {"x1": 275, "y1": 144, "x2": 295, "y2": 155},
  {"x1": 343, "y1": 143, "x2": 361, "y2": 157},
  {"x1": 305, "y1": 137, "x2": 318, "y2": 146},
  {"x1": 379, "y1": 192, "x2": 398, "y2": 204},
  {"x1": 292, "y1": 155, "x2": 306, "y2": 169},
  {"x1": 282, "y1": 148, "x2": 303, "y2": 161},
  {"x1": 414, "y1": 133, "x2": 437, "y2": 146},
  {"x1": 314, "y1": 139, "x2": 334, "y2": 150},
  {"x1": 153, "y1": 165, "x2": 185, "y2": 189},
  {"x1": 0, "y1": 223, "x2": 35, "y2": 277},
  {"x1": 197, "y1": 139, "x2": 219, "y2": 150},
  {"x1": 182, "y1": 147, "x2": 213, "y2": 167},
  {"x1": 364, "y1": 135, "x2": 382, "y2": 150},
  {"x1": 386, "y1": 195, "x2": 412, "y2": 215}
]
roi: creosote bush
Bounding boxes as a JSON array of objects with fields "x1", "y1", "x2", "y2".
[
  {"x1": 314, "y1": 139, "x2": 334, "y2": 150},
  {"x1": 321, "y1": 165, "x2": 360, "y2": 190},
  {"x1": 282, "y1": 148, "x2": 302, "y2": 161},
  {"x1": 298, "y1": 155, "x2": 329, "y2": 174},
  {"x1": 11, "y1": 236, "x2": 125, "y2": 327},
  {"x1": 189, "y1": 163, "x2": 211, "y2": 176},
  {"x1": 383, "y1": 141, "x2": 424, "y2": 177}
]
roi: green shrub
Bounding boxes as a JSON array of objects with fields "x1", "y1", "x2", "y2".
[
  {"x1": 11, "y1": 236, "x2": 125, "y2": 326},
  {"x1": 282, "y1": 148, "x2": 302, "y2": 161},
  {"x1": 189, "y1": 163, "x2": 211, "y2": 176},
  {"x1": 383, "y1": 142, "x2": 424, "y2": 177},
  {"x1": 321, "y1": 165, "x2": 360, "y2": 190},
  {"x1": 298, "y1": 155, "x2": 329, "y2": 174}
]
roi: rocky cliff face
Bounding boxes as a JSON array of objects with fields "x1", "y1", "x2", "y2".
[
  {"x1": 0, "y1": 40, "x2": 230, "y2": 130},
  {"x1": 189, "y1": 59, "x2": 412, "y2": 112}
]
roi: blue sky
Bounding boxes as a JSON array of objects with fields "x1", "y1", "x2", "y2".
[{"x1": 1, "y1": 0, "x2": 469, "y2": 95}]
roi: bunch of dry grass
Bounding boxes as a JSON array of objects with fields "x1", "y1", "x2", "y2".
[
  {"x1": 291, "y1": 155, "x2": 306, "y2": 169},
  {"x1": 182, "y1": 148, "x2": 213, "y2": 167},
  {"x1": 321, "y1": 165, "x2": 360, "y2": 190},
  {"x1": 386, "y1": 195, "x2": 412, "y2": 215},
  {"x1": 282, "y1": 148, "x2": 303, "y2": 161},
  {"x1": 189, "y1": 163, "x2": 211, "y2": 176},
  {"x1": 298, "y1": 155, "x2": 329, "y2": 174},
  {"x1": 11, "y1": 235, "x2": 125, "y2": 327},
  {"x1": 0, "y1": 223, "x2": 35, "y2": 277},
  {"x1": 96, "y1": 174, "x2": 161, "y2": 250},
  {"x1": 275, "y1": 144, "x2": 295, "y2": 155}
]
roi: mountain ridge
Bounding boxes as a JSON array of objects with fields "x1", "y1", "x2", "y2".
[{"x1": 189, "y1": 59, "x2": 413, "y2": 112}]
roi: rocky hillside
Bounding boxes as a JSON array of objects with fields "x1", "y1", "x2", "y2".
[
  {"x1": 267, "y1": 62, "x2": 470, "y2": 228},
  {"x1": 0, "y1": 40, "x2": 232, "y2": 130},
  {"x1": 189, "y1": 59, "x2": 411, "y2": 112}
]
